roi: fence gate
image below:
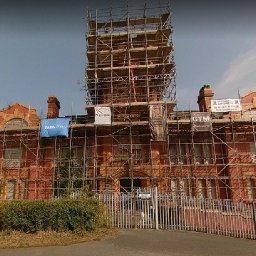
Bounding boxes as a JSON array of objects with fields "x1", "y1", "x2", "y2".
[{"x1": 98, "y1": 188, "x2": 158, "y2": 229}]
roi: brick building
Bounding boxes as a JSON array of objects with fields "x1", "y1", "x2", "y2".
[{"x1": 0, "y1": 4, "x2": 255, "y2": 201}]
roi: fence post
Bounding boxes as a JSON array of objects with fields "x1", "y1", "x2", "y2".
[
  {"x1": 154, "y1": 187, "x2": 159, "y2": 230},
  {"x1": 252, "y1": 202, "x2": 256, "y2": 238}
]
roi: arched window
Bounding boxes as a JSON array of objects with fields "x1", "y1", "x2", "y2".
[{"x1": 4, "y1": 118, "x2": 28, "y2": 129}]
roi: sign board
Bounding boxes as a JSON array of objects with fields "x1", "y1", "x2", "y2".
[
  {"x1": 138, "y1": 192, "x2": 151, "y2": 200},
  {"x1": 149, "y1": 105, "x2": 167, "y2": 141},
  {"x1": 191, "y1": 112, "x2": 212, "y2": 132},
  {"x1": 149, "y1": 105, "x2": 163, "y2": 120},
  {"x1": 40, "y1": 118, "x2": 70, "y2": 138},
  {"x1": 95, "y1": 107, "x2": 111, "y2": 125},
  {"x1": 211, "y1": 99, "x2": 241, "y2": 112}
]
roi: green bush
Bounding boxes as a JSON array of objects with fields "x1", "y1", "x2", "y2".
[{"x1": 0, "y1": 198, "x2": 105, "y2": 233}]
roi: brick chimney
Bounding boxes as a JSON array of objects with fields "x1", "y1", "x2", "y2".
[
  {"x1": 47, "y1": 96, "x2": 60, "y2": 118},
  {"x1": 197, "y1": 84, "x2": 214, "y2": 112}
]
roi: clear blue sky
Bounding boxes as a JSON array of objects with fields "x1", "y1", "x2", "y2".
[{"x1": 1, "y1": 0, "x2": 256, "y2": 116}]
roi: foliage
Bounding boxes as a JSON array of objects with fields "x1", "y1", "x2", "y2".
[{"x1": 0, "y1": 198, "x2": 105, "y2": 233}]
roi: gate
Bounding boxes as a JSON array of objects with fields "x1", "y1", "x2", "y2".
[{"x1": 98, "y1": 189, "x2": 158, "y2": 229}]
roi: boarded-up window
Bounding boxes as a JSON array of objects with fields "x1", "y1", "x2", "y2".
[{"x1": 3, "y1": 148, "x2": 22, "y2": 168}]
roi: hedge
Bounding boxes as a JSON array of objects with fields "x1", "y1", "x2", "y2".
[{"x1": 0, "y1": 198, "x2": 105, "y2": 233}]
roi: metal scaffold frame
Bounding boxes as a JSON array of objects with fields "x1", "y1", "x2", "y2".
[
  {"x1": 83, "y1": 2, "x2": 177, "y2": 193},
  {"x1": 166, "y1": 112, "x2": 256, "y2": 201},
  {"x1": 0, "y1": 2, "x2": 255, "y2": 202}
]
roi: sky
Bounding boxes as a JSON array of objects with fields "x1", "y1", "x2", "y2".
[{"x1": 1, "y1": 0, "x2": 256, "y2": 116}]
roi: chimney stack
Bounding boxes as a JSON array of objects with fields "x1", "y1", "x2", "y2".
[
  {"x1": 47, "y1": 96, "x2": 60, "y2": 118},
  {"x1": 197, "y1": 84, "x2": 214, "y2": 112}
]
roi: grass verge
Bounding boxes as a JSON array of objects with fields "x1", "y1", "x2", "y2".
[{"x1": 0, "y1": 228, "x2": 118, "y2": 249}]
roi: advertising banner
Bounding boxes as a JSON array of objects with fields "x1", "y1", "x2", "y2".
[
  {"x1": 191, "y1": 112, "x2": 212, "y2": 132},
  {"x1": 95, "y1": 107, "x2": 111, "y2": 125},
  {"x1": 40, "y1": 118, "x2": 70, "y2": 138},
  {"x1": 211, "y1": 99, "x2": 241, "y2": 112}
]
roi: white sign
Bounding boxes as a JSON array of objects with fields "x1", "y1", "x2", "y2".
[
  {"x1": 149, "y1": 105, "x2": 163, "y2": 120},
  {"x1": 191, "y1": 112, "x2": 212, "y2": 132},
  {"x1": 94, "y1": 107, "x2": 111, "y2": 125},
  {"x1": 211, "y1": 99, "x2": 241, "y2": 112}
]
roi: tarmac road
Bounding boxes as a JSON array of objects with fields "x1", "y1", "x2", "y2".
[{"x1": 0, "y1": 229, "x2": 255, "y2": 256}]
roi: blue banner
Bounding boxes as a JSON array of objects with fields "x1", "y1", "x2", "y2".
[{"x1": 40, "y1": 118, "x2": 70, "y2": 138}]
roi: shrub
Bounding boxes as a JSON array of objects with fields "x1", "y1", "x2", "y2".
[{"x1": 0, "y1": 198, "x2": 105, "y2": 233}]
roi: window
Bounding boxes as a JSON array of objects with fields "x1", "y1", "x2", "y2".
[
  {"x1": 197, "y1": 179, "x2": 207, "y2": 198},
  {"x1": 250, "y1": 143, "x2": 256, "y2": 163},
  {"x1": 179, "y1": 144, "x2": 188, "y2": 164},
  {"x1": 179, "y1": 179, "x2": 189, "y2": 197},
  {"x1": 170, "y1": 179, "x2": 190, "y2": 197},
  {"x1": 54, "y1": 146, "x2": 85, "y2": 198},
  {"x1": 56, "y1": 147, "x2": 83, "y2": 168},
  {"x1": 117, "y1": 144, "x2": 129, "y2": 162},
  {"x1": 86, "y1": 145, "x2": 93, "y2": 167},
  {"x1": 247, "y1": 177, "x2": 255, "y2": 200},
  {"x1": 196, "y1": 178, "x2": 217, "y2": 199},
  {"x1": 170, "y1": 179, "x2": 178, "y2": 197},
  {"x1": 20, "y1": 180, "x2": 27, "y2": 199},
  {"x1": 194, "y1": 144, "x2": 213, "y2": 165},
  {"x1": 169, "y1": 143, "x2": 190, "y2": 165},
  {"x1": 6, "y1": 181, "x2": 16, "y2": 200},
  {"x1": 194, "y1": 144, "x2": 203, "y2": 164},
  {"x1": 204, "y1": 144, "x2": 213, "y2": 164},
  {"x1": 3, "y1": 148, "x2": 22, "y2": 168},
  {"x1": 0, "y1": 180, "x2": 2, "y2": 199},
  {"x1": 133, "y1": 145, "x2": 144, "y2": 165},
  {"x1": 170, "y1": 144, "x2": 177, "y2": 164},
  {"x1": 207, "y1": 179, "x2": 217, "y2": 199},
  {"x1": 117, "y1": 144, "x2": 147, "y2": 165},
  {"x1": 4, "y1": 118, "x2": 28, "y2": 129}
]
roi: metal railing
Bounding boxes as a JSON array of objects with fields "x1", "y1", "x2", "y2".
[{"x1": 96, "y1": 189, "x2": 256, "y2": 239}]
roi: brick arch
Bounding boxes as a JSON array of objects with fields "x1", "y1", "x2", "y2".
[
  {"x1": 0, "y1": 103, "x2": 39, "y2": 128},
  {"x1": 4, "y1": 118, "x2": 28, "y2": 129}
]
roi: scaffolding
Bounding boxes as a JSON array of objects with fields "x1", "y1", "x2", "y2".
[
  {"x1": 0, "y1": 3, "x2": 255, "y2": 201},
  {"x1": 84, "y1": 3, "x2": 176, "y2": 193},
  {"x1": 0, "y1": 113, "x2": 255, "y2": 200},
  {"x1": 85, "y1": 3, "x2": 176, "y2": 105}
]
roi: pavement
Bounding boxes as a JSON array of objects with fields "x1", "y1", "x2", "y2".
[{"x1": 0, "y1": 229, "x2": 255, "y2": 256}]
